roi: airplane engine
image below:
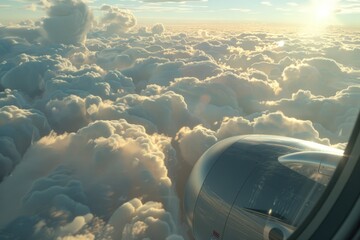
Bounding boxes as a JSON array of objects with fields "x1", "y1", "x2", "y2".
[{"x1": 184, "y1": 135, "x2": 343, "y2": 240}]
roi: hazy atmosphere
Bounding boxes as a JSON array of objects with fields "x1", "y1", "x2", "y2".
[{"x1": 0, "y1": 0, "x2": 359, "y2": 239}]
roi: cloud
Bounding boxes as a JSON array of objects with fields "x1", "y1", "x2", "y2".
[
  {"x1": 324, "y1": 45, "x2": 360, "y2": 69},
  {"x1": 166, "y1": 76, "x2": 241, "y2": 126},
  {"x1": 95, "y1": 47, "x2": 148, "y2": 71},
  {"x1": 280, "y1": 57, "x2": 351, "y2": 96},
  {"x1": 228, "y1": 8, "x2": 252, "y2": 12},
  {"x1": 0, "y1": 120, "x2": 179, "y2": 238},
  {"x1": 151, "y1": 23, "x2": 165, "y2": 35},
  {"x1": 0, "y1": 165, "x2": 96, "y2": 239},
  {"x1": 122, "y1": 57, "x2": 223, "y2": 88},
  {"x1": 43, "y1": 0, "x2": 93, "y2": 44},
  {"x1": 0, "y1": 3, "x2": 359, "y2": 239},
  {"x1": 0, "y1": 105, "x2": 50, "y2": 181},
  {"x1": 1, "y1": 57, "x2": 50, "y2": 98},
  {"x1": 176, "y1": 111, "x2": 331, "y2": 166},
  {"x1": 116, "y1": 91, "x2": 197, "y2": 136},
  {"x1": 44, "y1": 94, "x2": 89, "y2": 132},
  {"x1": 100, "y1": 5, "x2": 137, "y2": 34},
  {"x1": 108, "y1": 198, "x2": 183, "y2": 240},
  {"x1": 262, "y1": 86, "x2": 360, "y2": 143},
  {"x1": 176, "y1": 125, "x2": 216, "y2": 165},
  {"x1": 0, "y1": 89, "x2": 28, "y2": 109},
  {"x1": 25, "y1": 3, "x2": 38, "y2": 11},
  {"x1": 251, "y1": 111, "x2": 329, "y2": 144},
  {"x1": 1, "y1": 54, "x2": 74, "y2": 98},
  {"x1": 287, "y1": 2, "x2": 299, "y2": 7},
  {"x1": 194, "y1": 40, "x2": 230, "y2": 60},
  {"x1": 208, "y1": 72, "x2": 278, "y2": 113},
  {"x1": 141, "y1": 0, "x2": 205, "y2": 2},
  {"x1": 261, "y1": 1, "x2": 272, "y2": 6},
  {"x1": 0, "y1": 26, "x2": 41, "y2": 44},
  {"x1": 338, "y1": 2, "x2": 360, "y2": 14}
]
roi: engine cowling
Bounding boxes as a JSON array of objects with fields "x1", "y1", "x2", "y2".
[{"x1": 184, "y1": 135, "x2": 343, "y2": 240}]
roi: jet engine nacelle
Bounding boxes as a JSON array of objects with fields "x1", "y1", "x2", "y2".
[{"x1": 184, "y1": 135, "x2": 343, "y2": 240}]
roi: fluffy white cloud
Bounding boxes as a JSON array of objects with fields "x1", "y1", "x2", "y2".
[
  {"x1": 100, "y1": 5, "x2": 136, "y2": 34},
  {"x1": 108, "y1": 198, "x2": 182, "y2": 240},
  {"x1": 2, "y1": 58, "x2": 50, "y2": 97},
  {"x1": 0, "y1": 105, "x2": 50, "y2": 181},
  {"x1": 1, "y1": 54, "x2": 74, "y2": 98},
  {"x1": 194, "y1": 40, "x2": 230, "y2": 60},
  {"x1": 152, "y1": 23, "x2": 165, "y2": 35},
  {"x1": 280, "y1": 57, "x2": 353, "y2": 96},
  {"x1": 122, "y1": 56, "x2": 223, "y2": 89},
  {"x1": 0, "y1": 3, "x2": 359, "y2": 239},
  {"x1": 166, "y1": 77, "x2": 240, "y2": 126},
  {"x1": 262, "y1": 86, "x2": 360, "y2": 143},
  {"x1": 217, "y1": 112, "x2": 329, "y2": 144},
  {"x1": 323, "y1": 42, "x2": 360, "y2": 69},
  {"x1": 176, "y1": 111, "x2": 331, "y2": 166},
  {"x1": 43, "y1": 0, "x2": 93, "y2": 44},
  {"x1": 142, "y1": 0, "x2": 203, "y2": 2},
  {"x1": 43, "y1": 68, "x2": 134, "y2": 100},
  {"x1": 251, "y1": 111, "x2": 330, "y2": 144},
  {"x1": 116, "y1": 91, "x2": 196, "y2": 136},
  {"x1": 176, "y1": 125, "x2": 217, "y2": 166},
  {"x1": 0, "y1": 89, "x2": 28, "y2": 109},
  {"x1": 0, "y1": 120, "x2": 179, "y2": 238},
  {"x1": 0, "y1": 26, "x2": 41, "y2": 44},
  {"x1": 45, "y1": 94, "x2": 88, "y2": 132}
]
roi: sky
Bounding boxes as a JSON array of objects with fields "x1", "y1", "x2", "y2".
[
  {"x1": 0, "y1": 0, "x2": 359, "y2": 239},
  {"x1": 0, "y1": 0, "x2": 360, "y2": 27}
]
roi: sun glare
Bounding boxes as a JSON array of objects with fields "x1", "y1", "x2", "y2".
[
  {"x1": 316, "y1": 5, "x2": 332, "y2": 19},
  {"x1": 277, "y1": 40, "x2": 285, "y2": 47},
  {"x1": 313, "y1": 0, "x2": 338, "y2": 23}
]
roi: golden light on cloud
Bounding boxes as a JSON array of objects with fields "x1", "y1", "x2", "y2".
[{"x1": 277, "y1": 40, "x2": 285, "y2": 47}]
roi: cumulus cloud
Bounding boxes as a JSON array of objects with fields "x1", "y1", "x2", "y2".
[
  {"x1": 175, "y1": 111, "x2": 331, "y2": 166},
  {"x1": 0, "y1": 2, "x2": 359, "y2": 239},
  {"x1": 1, "y1": 55, "x2": 53, "y2": 97},
  {"x1": 43, "y1": 0, "x2": 93, "y2": 44},
  {"x1": 116, "y1": 91, "x2": 197, "y2": 136},
  {"x1": 324, "y1": 45, "x2": 360, "y2": 69},
  {"x1": 0, "y1": 89, "x2": 28, "y2": 109},
  {"x1": 261, "y1": 1, "x2": 272, "y2": 6},
  {"x1": 122, "y1": 57, "x2": 223, "y2": 89},
  {"x1": 176, "y1": 125, "x2": 217, "y2": 165},
  {"x1": 262, "y1": 86, "x2": 360, "y2": 143},
  {"x1": 0, "y1": 25, "x2": 41, "y2": 44},
  {"x1": 109, "y1": 198, "x2": 182, "y2": 240},
  {"x1": 0, "y1": 120, "x2": 180, "y2": 238},
  {"x1": 142, "y1": 0, "x2": 204, "y2": 2},
  {"x1": 165, "y1": 76, "x2": 241, "y2": 126},
  {"x1": 152, "y1": 23, "x2": 165, "y2": 35},
  {"x1": 279, "y1": 57, "x2": 352, "y2": 96},
  {"x1": 0, "y1": 2, "x2": 92, "y2": 45},
  {"x1": 0, "y1": 105, "x2": 50, "y2": 181},
  {"x1": 100, "y1": 5, "x2": 136, "y2": 34}
]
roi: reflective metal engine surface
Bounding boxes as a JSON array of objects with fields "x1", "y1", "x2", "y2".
[{"x1": 184, "y1": 135, "x2": 343, "y2": 240}]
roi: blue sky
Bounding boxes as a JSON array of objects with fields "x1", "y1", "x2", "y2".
[{"x1": 0, "y1": 0, "x2": 359, "y2": 26}]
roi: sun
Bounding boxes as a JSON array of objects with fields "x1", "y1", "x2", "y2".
[
  {"x1": 313, "y1": 0, "x2": 338, "y2": 23},
  {"x1": 301, "y1": 0, "x2": 340, "y2": 33},
  {"x1": 316, "y1": 5, "x2": 332, "y2": 19}
]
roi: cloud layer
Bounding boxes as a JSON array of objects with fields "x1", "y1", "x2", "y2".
[{"x1": 0, "y1": 1, "x2": 359, "y2": 239}]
